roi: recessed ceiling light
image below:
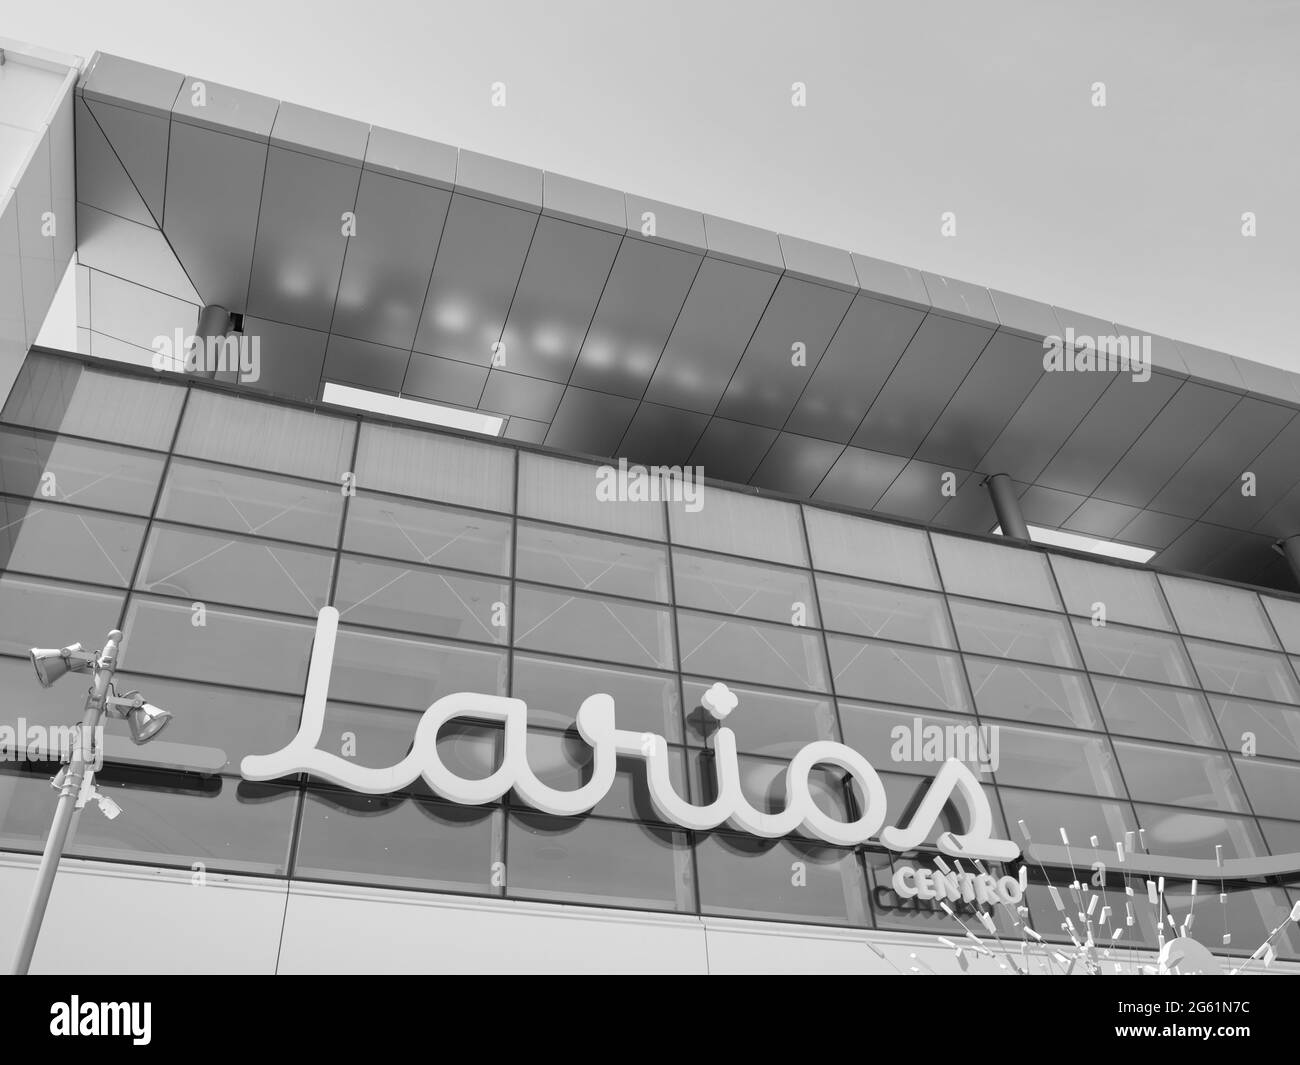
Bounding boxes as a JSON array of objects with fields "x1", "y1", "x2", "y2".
[
  {"x1": 992, "y1": 523, "x2": 1156, "y2": 563},
  {"x1": 322, "y1": 382, "x2": 504, "y2": 436}
]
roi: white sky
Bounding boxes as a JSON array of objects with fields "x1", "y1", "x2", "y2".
[{"x1": 14, "y1": 0, "x2": 1300, "y2": 369}]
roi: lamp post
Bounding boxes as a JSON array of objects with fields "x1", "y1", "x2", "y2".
[{"x1": 10, "y1": 628, "x2": 172, "y2": 975}]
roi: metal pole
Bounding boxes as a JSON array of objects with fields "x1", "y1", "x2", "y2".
[
  {"x1": 984, "y1": 472, "x2": 1031, "y2": 542},
  {"x1": 10, "y1": 629, "x2": 122, "y2": 975}
]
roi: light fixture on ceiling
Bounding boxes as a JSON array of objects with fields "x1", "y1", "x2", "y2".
[
  {"x1": 992, "y1": 523, "x2": 1156, "y2": 563},
  {"x1": 321, "y1": 382, "x2": 504, "y2": 437}
]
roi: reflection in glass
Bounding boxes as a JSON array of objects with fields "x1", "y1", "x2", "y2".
[
  {"x1": 949, "y1": 598, "x2": 1080, "y2": 667},
  {"x1": 511, "y1": 653, "x2": 682, "y2": 740},
  {"x1": 1072, "y1": 619, "x2": 1196, "y2": 687},
  {"x1": 0, "y1": 428, "x2": 165, "y2": 514},
  {"x1": 517, "y1": 521, "x2": 669, "y2": 602},
  {"x1": 930, "y1": 533, "x2": 1060, "y2": 610},
  {"x1": 525, "y1": 727, "x2": 688, "y2": 822},
  {"x1": 1185, "y1": 638, "x2": 1300, "y2": 703},
  {"x1": 827, "y1": 634, "x2": 968, "y2": 711},
  {"x1": 683, "y1": 677, "x2": 836, "y2": 757},
  {"x1": 803, "y1": 507, "x2": 938, "y2": 588},
  {"x1": 1113, "y1": 739, "x2": 1247, "y2": 812},
  {"x1": 345, "y1": 491, "x2": 511, "y2": 575},
  {"x1": 0, "y1": 497, "x2": 145, "y2": 588},
  {"x1": 816, "y1": 574, "x2": 950, "y2": 647},
  {"x1": 1050, "y1": 554, "x2": 1173, "y2": 630},
  {"x1": 330, "y1": 626, "x2": 508, "y2": 710},
  {"x1": 965, "y1": 657, "x2": 1099, "y2": 730},
  {"x1": 334, "y1": 556, "x2": 507, "y2": 643},
  {"x1": 1133, "y1": 803, "x2": 1265, "y2": 862},
  {"x1": 991, "y1": 724, "x2": 1122, "y2": 797},
  {"x1": 838, "y1": 703, "x2": 982, "y2": 776},
  {"x1": 1159, "y1": 575, "x2": 1277, "y2": 649},
  {"x1": 678, "y1": 609, "x2": 826, "y2": 692},
  {"x1": 518, "y1": 452, "x2": 664, "y2": 539},
  {"x1": 1212, "y1": 695, "x2": 1300, "y2": 763},
  {"x1": 356, "y1": 423, "x2": 513, "y2": 511},
  {"x1": 0, "y1": 575, "x2": 124, "y2": 658},
  {"x1": 515, "y1": 584, "x2": 674, "y2": 670},
  {"x1": 1093, "y1": 677, "x2": 1217, "y2": 747},
  {"x1": 669, "y1": 491, "x2": 806, "y2": 566},
  {"x1": 673, "y1": 548, "x2": 815, "y2": 625},
  {"x1": 1233, "y1": 755, "x2": 1300, "y2": 821}
]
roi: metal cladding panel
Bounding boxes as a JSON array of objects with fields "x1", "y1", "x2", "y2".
[
  {"x1": 14, "y1": 129, "x2": 56, "y2": 343},
  {"x1": 1148, "y1": 398, "x2": 1295, "y2": 520},
  {"x1": 81, "y1": 53, "x2": 183, "y2": 117},
  {"x1": 323, "y1": 334, "x2": 410, "y2": 393},
  {"x1": 785, "y1": 294, "x2": 924, "y2": 444},
  {"x1": 332, "y1": 170, "x2": 451, "y2": 351},
  {"x1": 715, "y1": 276, "x2": 854, "y2": 429},
  {"x1": 239, "y1": 315, "x2": 328, "y2": 402},
  {"x1": 479, "y1": 369, "x2": 564, "y2": 422},
  {"x1": 1036, "y1": 372, "x2": 1182, "y2": 497},
  {"x1": 402, "y1": 351, "x2": 489, "y2": 409},
  {"x1": 812, "y1": 447, "x2": 908, "y2": 510},
  {"x1": 497, "y1": 215, "x2": 621, "y2": 383},
  {"x1": 751, "y1": 433, "x2": 843, "y2": 497},
  {"x1": 853, "y1": 312, "x2": 994, "y2": 457},
  {"x1": 687, "y1": 417, "x2": 778, "y2": 484},
  {"x1": 85, "y1": 98, "x2": 169, "y2": 225},
  {"x1": 413, "y1": 192, "x2": 537, "y2": 366},
  {"x1": 643, "y1": 257, "x2": 779, "y2": 414},
  {"x1": 171, "y1": 77, "x2": 278, "y2": 139},
  {"x1": 977, "y1": 360, "x2": 1113, "y2": 484},
  {"x1": 618, "y1": 403, "x2": 710, "y2": 467},
  {"x1": 246, "y1": 146, "x2": 361, "y2": 331},
  {"x1": 545, "y1": 385, "x2": 639, "y2": 456},
  {"x1": 874, "y1": 459, "x2": 971, "y2": 523},
  {"x1": 1204, "y1": 416, "x2": 1300, "y2": 533},
  {"x1": 914, "y1": 329, "x2": 1045, "y2": 470},
  {"x1": 1093, "y1": 382, "x2": 1241, "y2": 509},
  {"x1": 570, "y1": 237, "x2": 701, "y2": 400},
  {"x1": 76, "y1": 203, "x2": 198, "y2": 304},
  {"x1": 75, "y1": 97, "x2": 156, "y2": 227},
  {"x1": 162, "y1": 121, "x2": 268, "y2": 313}
]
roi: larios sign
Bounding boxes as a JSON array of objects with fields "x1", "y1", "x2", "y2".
[{"x1": 241, "y1": 609, "x2": 1021, "y2": 861}]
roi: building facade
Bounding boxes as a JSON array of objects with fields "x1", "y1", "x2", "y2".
[{"x1": 1, "y1": 41, "x2": 1299, "y2": 974}]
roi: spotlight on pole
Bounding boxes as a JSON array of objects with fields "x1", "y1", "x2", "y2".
[
  {"x1": 108, "y1": 690, "x2": 173, "y2": 744},
  {"x1": 29, "y1": 644, "x2": 96, "y2": 688}
]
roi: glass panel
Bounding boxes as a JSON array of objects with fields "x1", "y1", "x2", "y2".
[
  {"x1": 514, "y1": 584, "x2": 675, "y2": 670},
  {"x1": 1093, "y1": 677, "x2": 1218, "y2": 747},
  {"x1": 1113, "y1": 739, "x2": 1247, "y2": 812},
  {"x1": 1259, "y1": 818, "x2": 1300, "y2": 856},
  {"x1": 838, "y1": 703, "x2": 987, "y2": 777},
  {"x1": 677, "y1": 609, "x2": 826, "y2": 692},
  {"x1": 1072, "y1": 619, "x2": 1196, "y2": 686},
  {"x1": 333, "y1": 555, "x2": 508, "y2": 643},
  {"x1": 1261, "y1": 596, "x2": 1300, "y2": 654},
  {"x1": 355, "y1": 422, "x2": 513, "y2": 511},
  {"x1": 949, "y1": 598, "x2": 1080, "y2": 667},
  {"x1": 1186, "y1": 638, "x2": 1300, "y2": 702},
  {"x1": 518, "y1": 453, "x2": 665, "y2": 540},
  {"x1": 816, "y1": 574, "x2": 951, "y2": 647},
  {"x1": 176, "y1": 390, "x2": 355, "y2": 482},
  {"x1": 1212, "y1": 695, "x2": 1300, "y2": 763},
  {"x1": 803, "y1": 506, "x2": 938, "y2": 588},
  {"x1": 1234, "y1": 755, "x2": 1300, "y2": 820},
  {"x1": 683, "y1": 677, "x2": 836, "y2": 757},
  {"x1": 0, "y1": 498, "x2": 146, "y2": 588},
  {"x1": 516, "y1": 521, "x2": 669, "y2": 602},
  {"x1": 295, "y1": 788, "x2": 502, "y2": 894},
  {"x1": 695, "y1": 832, "x2": 868, "y2": 925},
  {"x1": 157, "y1": 458, "x2": 344, "y2": 548},
  {"x1": 120, "y1": 596, "x2": 315, "y2": 694},
  {"x1": 0, "y1": 428, "x2": 166, "y2": 515},
  {"x1": 1050, "y1": 554, "x2": 1173, "y2": 630},
  {"x1": 964, "y1": 656, "x2": 1101, "y2": 730},
  {"x1": 1159, "y1": 574, "x2": 1277, "y2": 649},
  {"x1": 345, "y1": 491, "x2": 511, "y2": 575},
  {"x1": 930, "y1": 533, "x2": 1060, "y2": 609},
  {"x1": 319, "y1": 705, "x2": 499, "y2": 780},
  {"x1": 672, "y1": 548, "x2": 816, "y2": 626},
  {"x1": 991, "y1": 724, "x2": 1123, "y2": 797},
  {"x1": 1130, "y1": 881, "x2": 1300, "y2": 961},
  {"x1": 997, "y1": 788, "x2": 1135, "y2": 856},
  {"x1": 687, "y1": 750, "x2": 853, "y2": 842},
  {"x1": 0, "y1": 575, "x2": 124, "y2": 657},
  {"x1": 524, "y1": 728, "x2": 688, "y2": 822},
  {"x1": 330, "y1": 625, "x2": 508, "y2": 710},
  {"x1": 669, "y1": 491, "x2": 806, "y2": 566},
  {"x1": 827, "y1": 635, "x2": 969, "y2": 711},
  {"x1": 878, "y1": 768, "x2": 1007, "y2": 844},
  {"x1": 506, "y1": 813, "x2": 693, "y2": 912},
  {"x1": 0, "y1": 769, "x2": 296, "y2": 875},
  {"x1": 864, "y1": 850, "x2": 1019, "y2": 940},
  {"x1": 1133, "y1": 804, "x2": 1266, "y2": 862},
  {"x1": 136, "y1": 524, "x2": 334, "y2": 617},
  {"x1": 1, "y1": 353, "x2": 184, "y2": 450},
  {"x1": 510, "y1": 653, "x2": 682, "y2": 741}
]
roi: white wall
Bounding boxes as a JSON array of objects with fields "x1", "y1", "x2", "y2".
[{"x1": 1, "y1": 852, "x2": 1294, "y2": 975}]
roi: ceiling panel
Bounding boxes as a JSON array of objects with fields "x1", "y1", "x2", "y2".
[
  {"x1": 238, "y1": 315, "x2": 328, "y2": 402},
  {"x1": 874, "y1": 459, "x2": 971, "y2": 523},
  {"x1": 570, "y1": 237, "x2": 700, "y2": 399},
  {"x1": 162, "y1": 120, "x2": 268, "y2": 312},
  {"x1": 85, "y1": 98, "x2": 169, "y2": 225},
  {"x1": 545, "y1": 386, "x2": 638, "y2": 456},
  {"x1": 479, "y1": 369, "x2": 563, "y2": 421},
  {"x1": 1148, "y1": 398, "x2": 1294, "y2": 520},
  {"x1": 977, "y1": 360, "x2": 1114, "y2": 483},
  {"x1": 413, "y1": 193, "x2": 537, "y2": 366},
  {"x1": 811, "y1": 447, "x2": 907, "y2": 511},
  {"x1": 402, "y1": 351, "x2": 488, "y2": 409},
  {"x1": 1117, "y1": 509, "x2": 1193, "y2": 551},
  {"x1": 643, "y1": 257, "x2": 779, "y2": 414},
  {"x1": 930, "y1": 475, "x2": 999, "y2": 532},
  {"x1": 322, "y1": 334, "x2": 409, "y2": 393},
  {"x1": 75, "y1": 97, "x2": 155, "y2": 227},
  {"x1": 1036, "y1": 371, "x2": 1181, "y2": 496},
  {"x1": 1063, "y1": 497, "x2": 1144, "y2": 539},
  {"x1": 687, "y1": 417, "x2": 778, "y2": 484},
  {"x1": 1202, "y1": 416, "x2": 1300, "y2": 533},
  {"x1": 332, "y1": 170, "x2": 450, "y2": 351},
  {"x1": 785, "y1": 294, "x2": 924, "y2": 443},
  {"x1": 914, "y1": 329, "x2": 1045, "y2": 469},
  {"x1": 618, "y1": 402, "x2": 709, "y2": 467},
  {"x1": 715, "y1": 276, "x2": 853, "y2": 429},
  {"x1": 853, "y1": 313, "x2": 994, "y2": 457},
  {"x1": 497, "y1": 215, "x2": 621, "y2": 383},
  {"x1": 751, "y1": 432, "x2": 843, "y2": 497},
  {"x1": 76, "y1": 203, "x2": 198, "y2": 304},
  {"x1": 1093, "y1": 383, "x2": 1240, "y2": 508},
  {"x1": 246, "y1": 146, "x2": 361, "y2": 331},
  {"x1": 1156, "y1": 522, "x2": 1247, "y2": 573}
]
